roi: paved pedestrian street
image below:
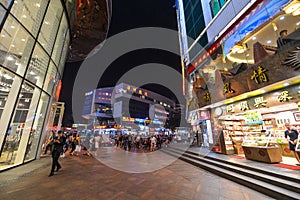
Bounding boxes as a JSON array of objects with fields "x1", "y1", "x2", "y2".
[{"x1": 0, "y1": 148, "x2": 274, "y2": 200}]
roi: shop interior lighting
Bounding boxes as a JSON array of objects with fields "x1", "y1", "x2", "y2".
[
  {"x1": 292, "y1": 8, "x2": 300, "y2": 16},
  {"x1": 35, "y1": 3, "x2": 41, "y2": 7},
  {"x1": 280, "y1": 16, "x2": 285, "y2": 20},
  {"x1": 271, "y1": 23, "x2": 278, "y2": 32},
  {"x1": 21, "y1": 38, "x2": 25, "y2": 42},
  {"x1": 284, "y1": 83, "x2": 290, "y2": 86},
  {"x1": 10, "y1": 25, "x2": 15, "y2": 29},
  {"x1": 283, "y1": 0, "x2": 300, "y2": 15},
  {"x1": 231, "y1": 44, "x2": 246, "y2": 54},
  {"x1": 267, "y1": 40, "x2": 272, "y2": 44},
  {"x1": 21, "y1": 15, "x2": 27, "y2": 19},
  {"x1": 252, "y1": 37, "x2": 257, "y2": 40},
  {"x1": 1, "y1": 34, "x2": 5, "y2": 38},
  {"x1": 6, "y1": 56, "x2": 14, "y2": 61}
]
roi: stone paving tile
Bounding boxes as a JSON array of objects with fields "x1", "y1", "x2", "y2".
[{"x1": 0, "y1": 148, "x2": 275, "y2": 200}]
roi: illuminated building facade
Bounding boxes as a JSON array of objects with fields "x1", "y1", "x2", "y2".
[
  {"x1": 176, "y1": 0, "x2": 300, "y2": 155},
  {"x1": 0, "y1": 0, "x2": 74, "y2": 171}
]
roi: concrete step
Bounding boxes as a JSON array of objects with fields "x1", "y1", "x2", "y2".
[
  {"x1": 162, "y1": 147, "x2": 300, "y2": 200},
  {"x1": 172, "y1": 146, "x2": 300, "y2": 184}
]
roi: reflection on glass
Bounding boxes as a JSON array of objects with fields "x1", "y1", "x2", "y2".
[
  {"x1": 58, "y1": 31, "x2": 70, "y2": 76},
  {"x1": 24, "y1": 92, "x2": 49, "y2": 162},
  {"x1": 0, "y1": 0, "x2": 12, "y2": 8},
  {"x1": 0, "y1": 4, "x2": 6, "y2": 21},
  {"x1": 52, "y1": 14, "x2": 68, "y2": 65},
  {"x1": 196, "y1": 12, "x2": 300, "y2": 86},
  {"x1": 38, "y1": 0, "x2": 63, "y2": 54},
  {"x1": 25, "y1": 44, "x2": 49, "y2": 87},
  {"x1": 10, "y1": 0, "x2": 49, "y2": 37},
  {"x1": 0, "y1": 82, "x2": 40, "y2": 167},
  {"x1": 0, "y1": 67, "x2": 16, "y2": 119},
  {"x1": 0, "y1": 15, "x2": 34, "y2": 76},
  {"x1": 43, "y1": 61, "x2": 57, "y2": 94}
]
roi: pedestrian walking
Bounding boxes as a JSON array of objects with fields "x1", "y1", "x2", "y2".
[{"x1": 49, "y1": 130, "x2": 66, "y2": 177}]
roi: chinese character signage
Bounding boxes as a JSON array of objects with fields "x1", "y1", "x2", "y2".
[
  {"x1": 240, "y1": 101, "x2": 249, "y2": 111},
  {"x1": 226, "y1": 104, "x2": 235, "y2": 113},
  {"x1": 254, "y1": 97, "x2": 267, "y2": 108},
  {"x1": 204, "y1": 91, "x2": 211, "y2": 102},
  {"x1": 278, "y1": 91, "x2": 292, "y2": 102},
  {"x1": 251, "y1": 66, "x2": 268, "y2": 84},
  {"x1": 223, "y1": 82, "x2": 235, "y2": 94}
]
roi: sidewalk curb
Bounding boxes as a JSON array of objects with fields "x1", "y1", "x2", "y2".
[{"x1": 0, "y1": 156, "x2": 52, "y2": 187}]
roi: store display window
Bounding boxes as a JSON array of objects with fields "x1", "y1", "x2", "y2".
[
  {"x1": 0, "y1": 81, "x2": 41, "y2": 168},
  {"x1": 24, "y1": 92, "x2": 49, "y2": 162},
  {"x1": 0, "y1": 14, "x2": 35, "y2": 76},
  {"x1": 10, "y1": 0, "x2": 48, "y2": 37}
]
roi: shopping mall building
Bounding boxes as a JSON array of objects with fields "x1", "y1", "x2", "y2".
[
  {"x1": 176, "y1": 0, "x2": 300, "y2": 163},
  {"x1": 0, "y1": 0, "x2": 110, "y2": 171},
  {"x1": 82, "y1": 83, "x2": 177, "y2": 135}
]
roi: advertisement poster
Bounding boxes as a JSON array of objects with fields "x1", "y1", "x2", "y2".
[{"x1": 244, "y1": 111, "x2": 263, "y2": 125}]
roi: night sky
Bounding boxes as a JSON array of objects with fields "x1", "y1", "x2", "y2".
[{"x1": 60, "y1": 0, "x2": 181, "y2": 126}]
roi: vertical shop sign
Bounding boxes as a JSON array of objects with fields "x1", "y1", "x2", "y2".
[
  {"x1": 240, "y1": 101, "x2": 249, "y2": 111},
  {"x1": 203, "y1": 91, "x2": 211, "y2": 102},
  {"x1": 223, "y1": 82, "x2": 235, "y2": 94},
  {"x1": 226, "y1": 104, "x2": 235, "y2": 113},
  {"x1": 254, "y1": 96, "x2": 267, "y2": 108},
  {"x1": 278, "y1": 91, "x2": 293, "y2": 102},
  {"x1": 250, "y1": 66, "x2": 268, "y2": 84}
]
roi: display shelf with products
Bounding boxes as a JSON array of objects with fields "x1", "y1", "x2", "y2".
[
  {"x1": 242, "y1": 130, "x2": 282, "y2": 163},
  {"x1": 220, "y1": 119, "x2": 246, "y2": 154},
  {"x1": 222, "y1": 130, "x2": 235, "y2": 154}
]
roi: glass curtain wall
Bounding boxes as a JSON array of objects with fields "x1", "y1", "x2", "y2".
[{"x1": 0, "y1": 0, "x2": 71, "y2": 171}]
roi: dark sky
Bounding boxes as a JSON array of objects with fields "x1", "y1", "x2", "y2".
[{"x1": 60, "y1": 0, "x2": 181, "y2": 126}]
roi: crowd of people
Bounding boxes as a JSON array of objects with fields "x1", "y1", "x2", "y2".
[
  {"x1": 43, "y1": 130, "x2": 176, "y2": 176},
  {"x1": 113, "y1": 133, "x2": 174, "y2": 152}
]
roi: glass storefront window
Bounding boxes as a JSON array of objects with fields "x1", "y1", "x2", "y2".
[
  {"x1": 0, "y1": 14, "x2": 35, "y2": 76},
  {"x1": 10, "y1": 0, "x2": 49, "y2": 37},
  {"x1": 65, "y1": 0, "x2": 77, "y2": 27},
  {"x1": 0, "y1": 82, "x2": 40, "y2": 167},
  {"x1": 0, "y1": 4, "x2": 6, "y2": 22},
  {"x1": 0, "y1": 0, "x2": 12, "y2": 8},
  {"x1": 195, "y1": 8, "x2": 300, "y2": 86},
  {"x1": 43, "y1": 61, "x2": 58, "y2": 94},
  {"x1": 38, "y1": 0, "x2": 63, "y2": 54},
  {"x1": 25, "y1": 44, "x2": 49, "y2": 88},
  {"x1": 24, "y1": 92, "x2": 49, "y2": 162},
  {"x1": 58, "y1": 31, "x2": 70, "y2": 76},
  {"x1": 52, "y1": 14, "x2": 68, "y2": 65}
]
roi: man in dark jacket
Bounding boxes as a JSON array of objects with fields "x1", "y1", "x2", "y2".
[{"x1": 49, "y1": 130, "x2": 66, "y2": 177}]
